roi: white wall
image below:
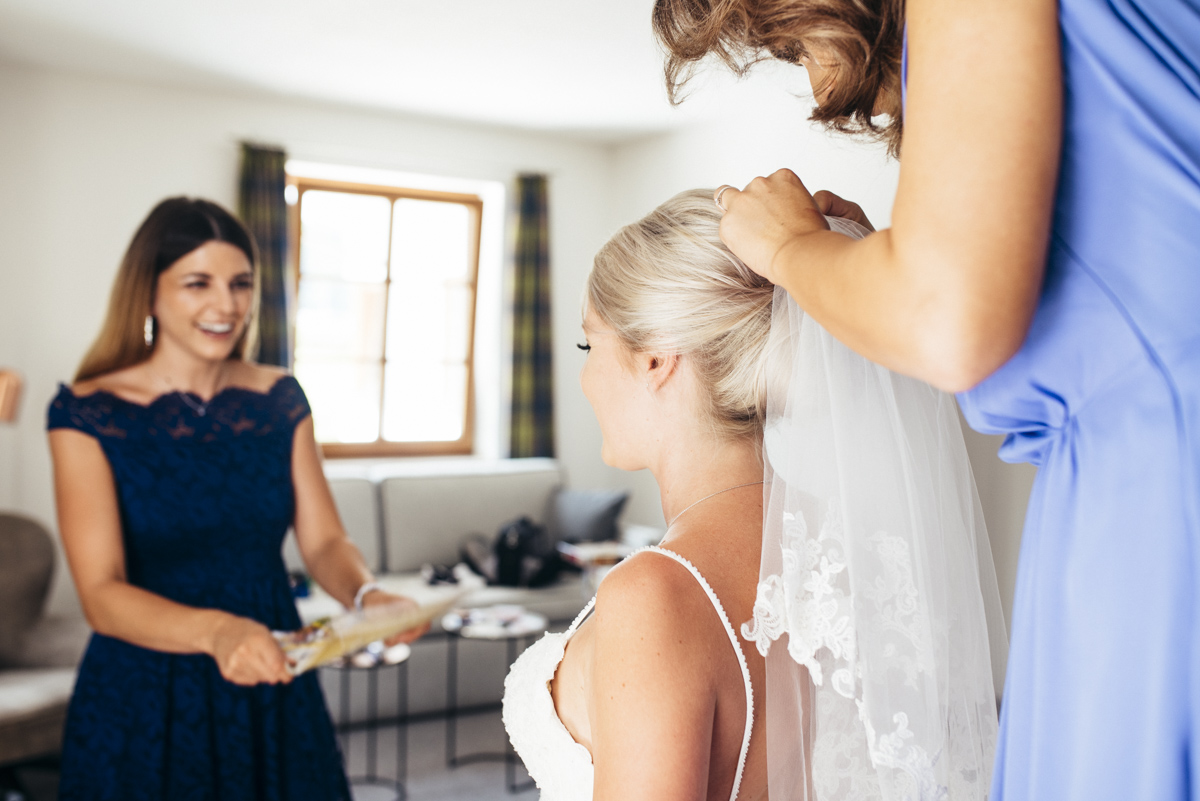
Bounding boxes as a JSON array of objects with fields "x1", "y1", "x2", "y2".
[
  {"x1": 0, "y1": 61, "x2": 635, "y2": 615},
  {"x1": 607, "y1": 87, "x2": 1036, "y2": 626}
]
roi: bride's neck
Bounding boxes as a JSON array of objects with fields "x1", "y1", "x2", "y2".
[{"x1": 653, "y1": 434, "x2": 763, "y2": 528}]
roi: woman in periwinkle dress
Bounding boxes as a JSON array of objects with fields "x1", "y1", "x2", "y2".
[
  {"x1": 652, "y1": 0, "x2": 1200, "y2": 799},
  {"x1": 47, "y1": 197, "x2": 425, "y2": 800}
]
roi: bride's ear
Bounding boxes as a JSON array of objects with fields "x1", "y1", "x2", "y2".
[{"x1": 643, "y1": 351, "x2": 681, "y2": 393}]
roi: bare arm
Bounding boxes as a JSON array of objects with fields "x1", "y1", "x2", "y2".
[
  {"x1": 290, "y1": 415, "x2": 427, "y2": 643},
  {"x1": 589, "y1": 558, "x2": 718, "y2": 801},
  {"x1": 49, "y1": 429, "x2": 291, "y2": 684},
  {"x1": 290, "y1": 415, "x2": 373, "y2": 609},
  {"x1": 719, "y1": 0, "x2": 1061, "y2": 392}
]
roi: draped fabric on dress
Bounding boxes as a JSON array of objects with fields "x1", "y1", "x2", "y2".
[{"x1": 47, "y1": 376, "x2": 350, "y2": 801}]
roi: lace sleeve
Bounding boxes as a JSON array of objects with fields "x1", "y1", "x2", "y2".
[
  {"x1": 273, "y1": 375, "x2": 312, "y2": 430},
  {"x1": 46, "y1": 384, "x2": 102, "y2": 438}
]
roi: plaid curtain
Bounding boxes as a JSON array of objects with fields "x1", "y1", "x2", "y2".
[
  {"x1": 509, "y1": 174, "x2": 555, "y2": 458},
  {"x1": 238, "y1": 143, "x2": 291, "y2": 368}
]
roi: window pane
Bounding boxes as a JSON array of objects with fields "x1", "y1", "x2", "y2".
[
  {"x1": 385, "y1": 281, "x2": 473, "y2": 365},
  {"x1": 300, "y1": 191, "x2": 391, "y2": 282},
  {"x1": 295, "y1": 278, "x2": 386, "y2": 362},
  {"x1": 382, "y1": 362, "x2": 466, "y2": 442},
  {"x1": 295, "y1": 361, "x2": 382, "y2": 444},
  {"x1": 442, "y1": 283, "x2": 472, "y2": 362},
  {"x1": 391, "y1": 199, "x2": 471, "y2": 282}
]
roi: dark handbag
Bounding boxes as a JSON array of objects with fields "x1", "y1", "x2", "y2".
[
  {"x1": 493, "y1": 517, "x2": 563, "y2": 588},
  {"x1": 460, "y1": 533, "x2": 497, "y2": 583},
  {"x1": 494, "y1": 517, "x2": 540, "y2": 586}
]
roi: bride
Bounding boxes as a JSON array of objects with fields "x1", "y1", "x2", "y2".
[{"x1": 504, "y1": 189, "x2": 1006, "y2": 801}]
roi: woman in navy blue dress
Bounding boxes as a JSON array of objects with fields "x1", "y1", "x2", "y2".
[
  {"x1": 47, "y1": 197, "x2": 423, "y2": 800},
  {"x1": 654, "y1": 0, "x2": 1200, "y2": 799}
]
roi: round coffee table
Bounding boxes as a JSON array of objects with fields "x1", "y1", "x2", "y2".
[
  {"x1": 325, "y1": 641, "x2": 412, "y2": 801},
  {"x1": 442, "y1": 606, "x2": 548, "y2": 793}
]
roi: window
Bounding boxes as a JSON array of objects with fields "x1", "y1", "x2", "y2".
[{"x1": 289, "y1": 176, "x2": 482, "y2": 457}]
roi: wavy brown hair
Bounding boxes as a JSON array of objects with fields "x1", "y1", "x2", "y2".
[
  {"x1": 76, "y1": 197, "x2": 259, "y2": 382},
  {"x1": 653, "y1": 0, "x2": 905, "y2": 157}
]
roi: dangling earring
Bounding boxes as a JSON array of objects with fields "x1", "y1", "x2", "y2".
[{"x1": 144, "y1": 315, "x2": 155, "y2": 349}]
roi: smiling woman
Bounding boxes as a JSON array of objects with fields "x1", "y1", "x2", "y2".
[
  {"x1": 73, "y1": 198, "x2": 260, "y2": 383},
  {"x1": 46, "y1": 197, "x2": 426, "y2": 801}
]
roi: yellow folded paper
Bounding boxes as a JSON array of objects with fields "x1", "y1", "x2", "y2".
[{"x1": 275, "y1": 591, "x2": 466, "y2": 675}]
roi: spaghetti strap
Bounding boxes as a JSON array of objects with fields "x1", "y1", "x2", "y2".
[
  {"x1": 565, "y1": 595, "x2": 597, "y2": 636},
  {"x1": 633, "y1": 545, "x2": 754, "y2": 801}
]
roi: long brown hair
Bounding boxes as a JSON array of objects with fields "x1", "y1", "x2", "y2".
[
  {"x1": 653, "y1": 0, "x2": 905, "y2": 157},
  {"x1": 75, "y1": 197, "x2": 260, "y2": 382}
]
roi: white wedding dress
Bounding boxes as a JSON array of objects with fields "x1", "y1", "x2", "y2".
[{"x1": 502, "y1": 545, "x2": 755, "y2": 801}]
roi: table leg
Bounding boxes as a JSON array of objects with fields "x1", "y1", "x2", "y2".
[
  {"x1": 506, "y1": 637, "x2": 517, "y2": 791},
  {"x1": 398, "y1": 658, "x2": 409, "y2": 799},
  {"x1": 443, "y1": 629, "x2": 536, "y2": 793},
  {"x1": 327, "y1": 655, "x2": 410, "y2": 801},
  {"x1": 366, "y1": 666, "x2": 379, "y2": 781},
  {"x1": 339, "y1": 665, "x2": 351, "y2": 771},
  {"x1": 445, "y1": 633, "x2": 458, "y2": 767},
  {"x1": 505, "y1": 636, "x2": 535, "y2": 794}
]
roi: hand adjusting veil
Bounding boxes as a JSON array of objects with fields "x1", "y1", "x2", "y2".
[{"x1": 742, "y1": 218, "x2": 1008, "y2": 800}]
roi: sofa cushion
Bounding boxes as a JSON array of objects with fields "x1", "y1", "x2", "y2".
[
  {"x1": 0, "y1": 667, "x2": 75, "y2": 765},
  {"x1": 5, "y1": 616, "x2": 90, "y2": 669},
  {"x1": 379, "y1": 461, "x2": 562, "y2": 573},
  {"x1": 283, "y1": 476, "x2": 381, "y2": 575},
  {"x1": 0, "y1": 514, "x2": 56, "y2": 666},
  {"x1": 548, "y1": 488, "x2": 629, "y2": 543},
  {"x1": 328, "y1": 477, "x2": 382, "y2": 572}
]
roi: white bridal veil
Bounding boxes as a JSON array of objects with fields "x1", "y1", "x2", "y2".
[{"x1": 741, "y1": 217, "x2": 1008, "y2": 800}]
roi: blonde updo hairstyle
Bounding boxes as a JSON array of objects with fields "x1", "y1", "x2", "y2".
[{"x1": 586, "y1": 189, "x2": 774, "y2": 441}]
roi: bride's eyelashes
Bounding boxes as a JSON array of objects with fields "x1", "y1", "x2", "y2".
[{"x1": 577, "y1": 343, "x2": 591, "y2": 353}]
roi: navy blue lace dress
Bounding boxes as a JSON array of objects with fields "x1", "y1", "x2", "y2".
[{"x1": 47, "y1": 376, "x2": 351, "y2": 801}]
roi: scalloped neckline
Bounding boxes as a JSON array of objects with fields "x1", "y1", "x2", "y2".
[{"x1": 60, "y1": 374, "x2": 292, "y2": 412}]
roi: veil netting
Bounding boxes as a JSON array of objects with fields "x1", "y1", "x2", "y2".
[{"x1": 741, "y1": 217, "x2": 1009, "y2": 800}]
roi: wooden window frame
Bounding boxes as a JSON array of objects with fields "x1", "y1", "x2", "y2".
[{"x1": 287, "y1": 175, "x2": 483, "y2": 459}]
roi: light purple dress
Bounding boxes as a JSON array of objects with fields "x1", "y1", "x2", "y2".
[{"x1": 906, "y1": 1, "x2": 1200, "y2": 798}]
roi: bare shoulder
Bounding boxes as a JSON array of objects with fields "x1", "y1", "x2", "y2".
[
  {"x1": 589, "y1": 549, "x2": 723, "y2": 724},
  {"x1": 69, "y1": 376, "x2": 106, "y2": 397},
  {"x1": 226, "y1": 361, "x2": 289, "y2": 393},
  {"x1": 71, "y1": 365, "x2": 155, "y2": 405},
  {"x1": 593, "y1": 550, "x2": 721, "y2": 650},
  {"x1": 598, "y1": 550, "x2": 701, "y2": 610}
]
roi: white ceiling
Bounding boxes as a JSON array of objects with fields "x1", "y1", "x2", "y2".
[{"x1": 0, "y1": 0, "x2": 815, "y2": 142}]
